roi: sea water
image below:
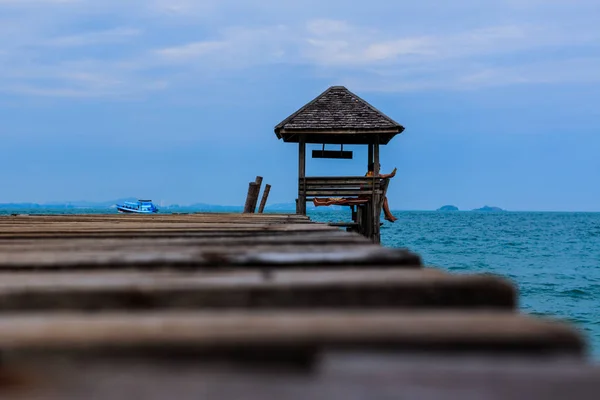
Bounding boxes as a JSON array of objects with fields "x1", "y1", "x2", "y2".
[
  {"x1": 2, "y1": 208, "x2": 599, "y2": 357},
  {"x1": 310, "y1": 210, "x2": 600, "y2": 358}
]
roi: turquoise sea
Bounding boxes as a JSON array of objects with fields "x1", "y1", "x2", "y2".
[
  {"x1": 310, "y1": 210, "x2": 600, "y2": 359},
  {"x1": 1, "y1": 208, "x2": 599, "y2": 358}
]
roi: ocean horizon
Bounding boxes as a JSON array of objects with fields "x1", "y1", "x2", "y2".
[{"x1": 1, "y1": 201, "x2": 599, "y2": 214}]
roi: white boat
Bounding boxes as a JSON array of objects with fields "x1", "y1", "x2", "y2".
[{"x1": 116, "y1": 200, "x2": 158, "y2": 214}]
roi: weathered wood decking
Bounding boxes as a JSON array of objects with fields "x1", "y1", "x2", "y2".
[{"x1": 0, "y1": 213, "x2": 598, "y2": 399}]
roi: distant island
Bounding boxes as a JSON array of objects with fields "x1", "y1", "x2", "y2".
[
  {"x1": 437, "y1": 205, "x2": 459, "y2": 211},
  {"x1": 473, "y1": 205, "x2": 505, "y2": 212},
  {"x1": 435, "y1": 205, "x2": 506, "y2": 212}
]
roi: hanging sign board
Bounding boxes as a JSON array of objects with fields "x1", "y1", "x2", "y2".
[{"x1": 312, "y1": 144, "x2": 353, "y2": 159}]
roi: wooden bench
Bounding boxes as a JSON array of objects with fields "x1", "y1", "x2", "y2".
[
  {"x1": 298, "y1": 177, "x2": 390, "y2": 242},
  {"x1": 299, "y1": 176, "x2": 387, "y2": 199}
]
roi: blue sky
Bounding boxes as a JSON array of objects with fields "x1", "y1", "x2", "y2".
[{"x1": 1, "y1": 0, "x2": 599, "y2": 211}]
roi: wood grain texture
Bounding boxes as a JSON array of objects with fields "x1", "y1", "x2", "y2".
[
  {"x1": 0, "y1": 268, "x2": 515, "y2": 311},
  {"x1": 0, "y1": 214, "x2": 421, "y2": 269},
  {"x1": 5, "y1": 355, "x2": 599, "y2": 400},
  {"x1": 0, "y1": 311, "x2": 585, "y2": 359},
  {"x1": 0, "y1": 212, "x2": 595, "y2": 399}
]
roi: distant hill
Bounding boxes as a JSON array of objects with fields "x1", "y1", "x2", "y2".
[
  {"x1": 0, "y1": 199, "x2": 346, "y2": 213},
  {"x1": 264, "y1": 202, "x2": 297, "y2": 212},
  {"x1": 43, "y1": 198, "x2": 137, "y2": 208},
  {"x1": 183, "y1": 203, "x2": 243, "y2": 212},
  {"x1": 0, "y1": 198, "x2": 139, "y2": 209},
  {"x1": 0, "y1": 203, "x2": 44, "y2": 209},
  {"x1": 473, "y1": 205, "x2": 505, "y2": 212},
  {"x1": 0, "y1": 199, "x2": 241, "y2": 212},
  {"x1": 437, "y1": 205, "x2": 459, "y2": 211}
]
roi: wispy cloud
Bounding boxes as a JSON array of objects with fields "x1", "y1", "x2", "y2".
[
  {"x1": 300, "y1": 21, "x2": 597, "y2": 67},
  {"x1": 0, "y1": 0, "x2": 79, "y2": 4},
  {"x1": 0, "y1": 56, "x2": 167, "y2": 98},
  {"x1": 44, "y1": 28, "x2": 142, "y2": 47},
  {"x1": 149, "y1": 0, "x2": 220, "y2": 15},
  {"x1": 156, "y1": 41, "x2": 228, "y2": 60},
  {"x1": 0, "y1": 0, "x2": 599, "y2": 97},
  {"x1": 148, "y1": 18, "x2": 600, "y2": 91},
  {"x1": 459, "y1": 58, "x2": 600, "y2": 87},
  {"x1": 154, "y1": 25, "x2": 292, "y2": 68}
]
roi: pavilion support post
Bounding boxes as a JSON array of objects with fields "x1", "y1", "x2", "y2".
[
  {"x1": 373, "y1": 140, "x2": 380, "y2": 176},
  {"x1": 372, "y1": 138, "x2": 381, "y2": 243},
  {"x1": 298, "y1": 137, "x2": 306, "y2": 215},
  {"x1": 258, "y1": 184, "x2": 271, "y2": 214},
  {"x1": 364, "y1": 143, "x2": 375, "y2": 238},
  {"x1": 357, "y1": 204, "x2": 373, "y2": 239}
]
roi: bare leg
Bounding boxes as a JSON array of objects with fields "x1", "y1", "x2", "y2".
[{"x1": 383, "y1": 197, "x2": 397, "y2": 222}]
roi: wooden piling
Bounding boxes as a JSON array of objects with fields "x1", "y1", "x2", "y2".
[
  {"x1": 243, "y1": 182, "x2": 258, "y2": 213},
  {"x1": 258, "y1": 184, "x2": 271, "y2": 214},
  {"x1": 250, "y1": 176, "x2": 263, "y2": 213}
]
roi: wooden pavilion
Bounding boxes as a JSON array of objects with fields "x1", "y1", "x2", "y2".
[{"x1": 275, "y1": 86, "x2": 405, "y2": 243}]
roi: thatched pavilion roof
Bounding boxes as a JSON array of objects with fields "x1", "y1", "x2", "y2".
[{"x1": 274, "y1": 86, "x2": 405, "y2": 145}]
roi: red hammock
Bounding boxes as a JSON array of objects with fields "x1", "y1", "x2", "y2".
[{"x1": 312, "y1": 197, "x2": 370, "y2": 207}]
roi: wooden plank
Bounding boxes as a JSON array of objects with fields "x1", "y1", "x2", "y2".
[
  {"x1": 0, "y1": 269, "x2": 515, "y2": 311},
  {"x1": 0, "y1": 214, "x2": 422, "y2": 269},
  {"x1": 0, "y1": 219, "x2": 316, "y2": 229},
  {"x1": 0, "y1": 216, "x2": 362, "y2": 242},
  {"x1": 5, "y1": 355, "x2": 600, "y2": 399},
  {"x1": 0, "y1": 223, "x2": 330, "y2": 231},
  {"x1": 301, "y1": 176, "x2": 374, "y2": 180},
  {"x1": 301, "y1": 186, "x2": 370, "y2": 191},
  {"x1": 0, "y1": 231, "x2": 356, "y2": 240},
  {"x1": 0, "y1": 244, "x2": 422, "y2": 270},
  {"x1": 301, "y1": 180, "x2": 376, "y2": 186},
  {"x1": 0, "y1": 222, "x2": 340, "y2": 236},
  {"x1": 0, "y1": 230, "x2": 372, "y2": 248},
  {"x1": 0, "y1": 311, "x2": 585, "y2": 357},
  {"x1": 0, "y1": 220, "x2": 312, "y2": 228},
  {"x1": 0, "y1": 214, "x2": 312, "y2": 224},
  {"x1": 0, "y1": 241, "x2": 393, "y2": 255},
  {"x1": 300, "y1": 182, "x2": 371, "y2": 187},
  {"x1": 302, "y1": 186, "x2": 381, "y2": 191},
  {"x1": 301, "y1": 177, "x2": 377, "y2": 182},
  {"x1": 328, "y1": 222, "x2": 359, "y2": 227}
]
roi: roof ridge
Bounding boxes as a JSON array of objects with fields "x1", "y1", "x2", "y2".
[{"x1": 341, "y1": 87, "x2": 402, "y2": 128}]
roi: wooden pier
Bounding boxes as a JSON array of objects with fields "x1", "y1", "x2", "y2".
[
  {"x1": 275, "y1": 86, "x2": 406, "y2": 243},
  {"x1": 0, "y1": 212, "x2": 599, "y2": 399}
]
